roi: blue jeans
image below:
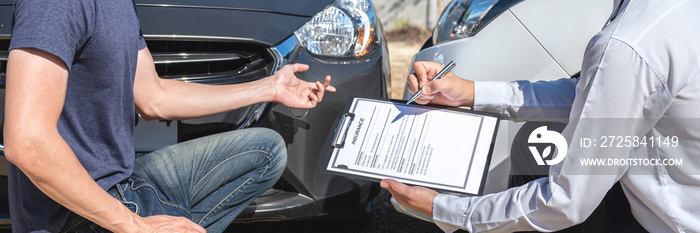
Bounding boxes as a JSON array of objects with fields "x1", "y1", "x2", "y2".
[{"x1": 60, "y1": 128, "x2": 287, "y2": 233}]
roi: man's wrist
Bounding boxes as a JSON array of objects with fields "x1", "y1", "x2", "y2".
[
  {"x1": 254, "y1": 76, "x2": 278, "y2": 104},
  {"x1": 99, "y1": 199, "x2": 145, "y2": 233},
  {"x1": 113, "y1": 213, "x2": 145, "y2": 233},
  {"x1": 460, "y1": 79, "x2": 475, "y2": 108}
]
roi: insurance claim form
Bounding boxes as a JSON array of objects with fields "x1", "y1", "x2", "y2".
[{"x1": 326, "y1": 97, "x2": 499, "y2": 195}]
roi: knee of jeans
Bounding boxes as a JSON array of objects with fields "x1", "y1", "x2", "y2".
[
  {"x1": 250, "y1": 128, "x2": 287, "y2": 174},
  {"x1": 269, "y1": 138, "x2": 287, "y2": 178}
]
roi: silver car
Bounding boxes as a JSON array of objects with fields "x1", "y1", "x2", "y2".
[{"x1": 395, "y1": 0, "x2": 612, "y2": 222}]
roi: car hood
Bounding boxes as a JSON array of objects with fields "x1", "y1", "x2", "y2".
[
  {"x1": 134, "y1": 0, "x2": 336, "y2": 46},
  {"x1": 0, "y1": 0, "x2": 333, "y2": 15},
  {"x1": 135, "y1": 0, "x2": 334, "y2": 17},
  {"x1": 0, "y1": 0, "x2": 336, "y2": 46}
]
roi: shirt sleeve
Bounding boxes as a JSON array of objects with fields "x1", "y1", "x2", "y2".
[
  {"x1": 131, "y1": 0, "x2": 148, "y2": 50},
  {"x1": 138, "y1": 33, "x2": 147, "y2": 51},
  {"x1": 432, "y1": 33, "x2": 672, "y2": 232},
  {"x1": 473, "y1": 78, "x2": 578, "y2": 121},
  {"x1": 9, "y1": 0, "x2": 94, "y2": 71}
]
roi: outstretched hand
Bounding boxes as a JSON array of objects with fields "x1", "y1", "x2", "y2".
[
  {"x1": 381, "y1": 179, "x2": 439, "y2": 217},
  {"x1": 271, "y1": 64, "x2": 336, "y2": 109},
  {"x1": 407, "y1": 61, "x2": 474, "y2": 108}
]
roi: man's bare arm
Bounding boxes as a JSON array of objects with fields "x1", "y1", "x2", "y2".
[
  {"x1": 133, "y1": 48, "x2": 335, "y2": 121},
  {"x1": 3, "y1": 48, "x2": 204, "y2": 232}
]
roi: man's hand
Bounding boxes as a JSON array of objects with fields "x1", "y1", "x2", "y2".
[
  {"x1": 137, "y1": 215, "x2": 206, "y2": 233},
  {"x1": 381, "y1": 179, "x2": 439, "y2": 217},
  {"x1": 407, "y1": 61, "x2": 475, "y2": 108},
  {"x1": 271, "y1": 64, "x2": 336, "y2": 109}
]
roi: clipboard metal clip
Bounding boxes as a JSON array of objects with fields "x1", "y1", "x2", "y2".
[{"x1": 331, "y1": 113, "x2": 355, "y2": 148}]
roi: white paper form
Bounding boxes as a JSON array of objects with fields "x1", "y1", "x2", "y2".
[{"x1": 326, "y1": 97, "x2": 499, "y2": 195}]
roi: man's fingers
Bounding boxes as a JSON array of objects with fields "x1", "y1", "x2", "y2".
[
  {"x1": 314, "y1": 81, "x2": 323, "y2": 101},
  {"x1": 309, "y1": 91, "x2": 319, "y2": 102},
  {"x1": 308, "y1": 76, "x2": 333, "y2": 106},
  {"x1": 381, "y1": 179, "x2": 415, "y2": 209},
  {"x1": 413, "y1": 61, "x2": 444, "y2": 83},
  {"x1": 381, "y1": 179, "x2": 407, "y2": 195},
  {"x1": 289, "y1": 63, "x2": 310, "y2": 73},
  {"x1": 424, "y1": 82, "x2": 438, "y2": 94},
  {"x1": 426, "y1": 78, "x2": 451, "y2": 95},
  {"x1": 323, "y1": 76, "x2": 336, "y2": 92},
  {"x1": 412, "y1": 62, "x2": 428, "y2": 82},
  {"x1": 412, "y1": 85, "x2": 434, "y2": 105},
  {"x1": 303, "y1": 99, "x2": 317, "y2": 109},
  {"x1": 381, "y1": 179, "x2": 439, "y2": 217},
  {"x1": 407, "y1": 73, "x2": 420, "y2": 94}
]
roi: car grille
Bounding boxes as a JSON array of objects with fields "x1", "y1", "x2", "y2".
[{"x1": 146, "y1": 39, "x2": 277, "y2": 85}]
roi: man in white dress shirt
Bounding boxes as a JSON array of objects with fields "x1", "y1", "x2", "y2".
[{"x1": 382, "y1": 0, "x2": 700, "y2": 232}]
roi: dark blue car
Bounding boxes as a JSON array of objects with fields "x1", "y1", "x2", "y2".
[{"x1": 0, "y1": 0, "x2": 391, "y2": 227}]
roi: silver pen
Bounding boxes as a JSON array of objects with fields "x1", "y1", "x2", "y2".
[{"x1": 406, "y1": 61, "x2": 456, "y2": 104}]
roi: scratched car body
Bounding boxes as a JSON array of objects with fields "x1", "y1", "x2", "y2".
[{"x1": 0, "y1": 0, "x2": 390, "y2": 226}]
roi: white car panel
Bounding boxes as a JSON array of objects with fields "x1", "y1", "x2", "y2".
[
  {"x1": 510, "y1": 0, "x2": 613, "y2": 76},
  {"x1": 410, "y1": 10, "x2": 569, "y2": 83}
]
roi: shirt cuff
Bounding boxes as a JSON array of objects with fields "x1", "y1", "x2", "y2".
[
  {"x1": 473, "y1": 81, "x2": 508, "y2": 114},
  {"x1": 433, "y1": 194, "x2": 471, "y2": 233}
]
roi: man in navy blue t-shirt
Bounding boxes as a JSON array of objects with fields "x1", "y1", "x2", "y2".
[{"x1": 4, "y1": 0, "x2": 334, "y2": 232}]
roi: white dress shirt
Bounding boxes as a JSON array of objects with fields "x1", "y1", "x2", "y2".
[{"x1": 432, "y1": 0, "x2": 700, "y2": 232}]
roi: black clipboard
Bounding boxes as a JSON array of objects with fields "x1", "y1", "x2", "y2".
[{"x1": 324, "y1": 96, "x2": 500, "y2": 195}]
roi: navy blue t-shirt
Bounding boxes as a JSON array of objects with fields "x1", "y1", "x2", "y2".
[{"x1": 8, "y1": 0, "x2": 146, "y2": 231}]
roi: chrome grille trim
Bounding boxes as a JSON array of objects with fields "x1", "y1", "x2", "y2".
[
  {"x1": 144, "y1": 34, "x2": 262, "y2": 44},
  {"x1": 152, "y1": 52, "x2": 250, "y2": 65},
  {"x1": 269, "y1": 35, "x2": 299, "y2": 72},
  {"x1": 134, "y1": 4, "x2": 311, "y2": 18},
  {"x1": 144, "y1": 35, "x2": 276, "y2": 84}
]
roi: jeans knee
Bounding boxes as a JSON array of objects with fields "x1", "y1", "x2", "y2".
[
  {"x1": 251, "y1": 128, "x2": 286, "y2": 179},
  {"x1": 268, "y1": 133, "x2": 287, "y2": 179}
]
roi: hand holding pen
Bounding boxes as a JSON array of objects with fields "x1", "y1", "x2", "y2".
[
  {"x1": 405, "y1": 61, "x2": 475, "y2": 108},
  {"x1": 406, "y1": 61, "x2": 455, "y2": 104}
]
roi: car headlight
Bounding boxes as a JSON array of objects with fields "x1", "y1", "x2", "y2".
[
  {"x1": 433, "y1": 0, "x2": 522, "y2": 45},
  {"x1": 295, "y1": 0, "x2": 378, "y2": 57}
]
